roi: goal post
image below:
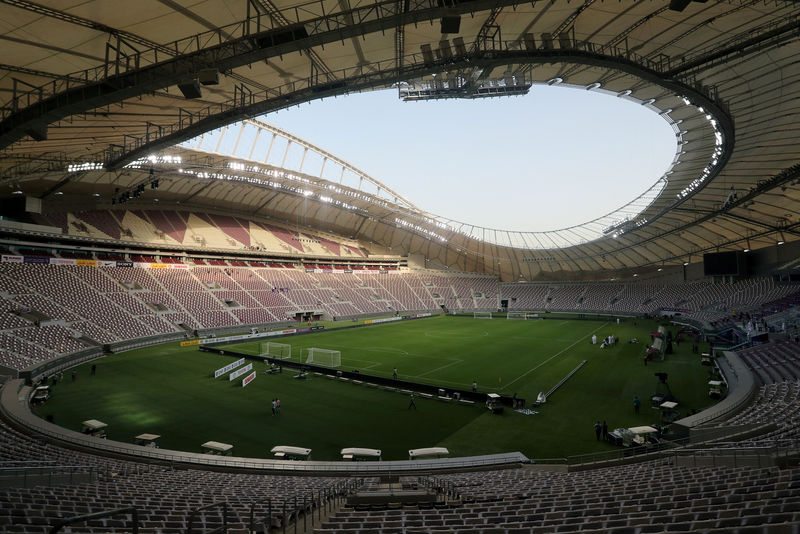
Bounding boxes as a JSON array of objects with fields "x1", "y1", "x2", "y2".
[
  {"x1": 261, "y1": 342, "x2": 292, "y2": 360},
  {"x1": 305, "y1": 348, "x2": 342, "y2": 368},
  {"x1": 474, "y1": 311, "x2": 493, "y2": 319}
]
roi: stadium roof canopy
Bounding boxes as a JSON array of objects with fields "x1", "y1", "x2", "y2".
[{"x1": 1, "y1": 0, "x2": 800, "y2": 280}]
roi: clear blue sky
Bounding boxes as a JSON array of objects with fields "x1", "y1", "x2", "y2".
[{"x1": 263, "y1": 86, "x2": 676, "y2": 232}]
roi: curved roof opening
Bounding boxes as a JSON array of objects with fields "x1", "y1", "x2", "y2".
[{"x1": 263, "y1": 86, "x2": 677, "y2": 232}]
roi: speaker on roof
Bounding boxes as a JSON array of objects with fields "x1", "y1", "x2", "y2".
[
  {"x1": 524, "y1": 33, "x2": 536, "y2": 51},
  {"x1": 178, "y1": 79, "x2": 202, "y2": 99},
  {"x1": 439, "y1": 40, "x2": 453, "y2": 60},
  {"x1": 440, "y1": 15, "x2": 460, "y2": 34},
  {"x1": 669, "y1": 0, "x2": 692, "y2": 11},
  {"x1": 421, "y1": 44, "x2": 434, "y2": 64},
  {"x1": 198, "y1": 69, "x2": 220, "y2": 86},
  {"x1": 453, "y1": 37, "x2": 467, "y2": 56}
]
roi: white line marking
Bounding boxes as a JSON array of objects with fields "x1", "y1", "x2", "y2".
[
  {"x1": 502, "y1": 322, "x2": 608, "y2": 390},
  {"x1": 418, "y1": 358, "x2": 463, "y2": 377},
  {"x1": 346, "y1": 357, "x2": 385, "y2": 367},
  {"x1": 334, "y1": 345, "x2": 410, "y2": 356},
  {"x1": 424, "y1": 330, "x2": 488, "y2": 339},
  {"x1": 402, "y1": 375, "x2": 472, "y2": 388}
]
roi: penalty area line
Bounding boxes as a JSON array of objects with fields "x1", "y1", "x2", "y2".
[
  {"x1": 345, "y1": 357, "x2": 385, "y2": 369},
  {"x1": 501, "y1": 322, "x2": 608, "y2": 390}
]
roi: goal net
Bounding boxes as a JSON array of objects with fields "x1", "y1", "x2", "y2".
[
  {"x1": 305, "y1": 348, "x2": 341, "y2": 368},
  {"x1": 261, "y1": 342, "x2": 292, "y2": 360},
  {"x1": 474, "y1": 311, "x2": 493, "y2": 319},
  {"x1": 507, "y1": 312, "x2": 539, "y2": 320}
]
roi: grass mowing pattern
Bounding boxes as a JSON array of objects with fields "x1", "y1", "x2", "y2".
[{"x1": 40, "y1": 316, "x2": 716, "y2": 461}]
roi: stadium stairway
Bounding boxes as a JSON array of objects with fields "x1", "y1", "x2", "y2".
[
  {"x1": 289, "y1": 496, "x2": 349, "y2": 534},
  {"x1": 76, "y1": 334, "x2": 103, "y2": 348},
  {"x1": 315, "y1": 476, "x2": 459, "y2": 534}
]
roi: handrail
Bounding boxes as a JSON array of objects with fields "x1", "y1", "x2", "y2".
[
  {"x1": 248, "y1": 497, "x2": 272, "y2": 534},
  {"x1": 0, "y1": 464, "x2": 97, "y2": 487},
  {"x1": 48, "y1": 506, "x2": 138, "y2": 534},
  {"x1": 419, "y1": 474, "x2": 462, "y2": 501},
  {"x1": 565, "y1": 437, "x2": 691, "y2": 466},
  {"x1": 668, "y1": 442, "x2": 800, "y2": 468},
  {"x1": 187, "y1": 501, "x2": 228, "y2": 534},
  {"x1": 0, "y1": 464, "x2": 94, "y2": 472},
  {"x1": 0, "y1": 460, "x2": 57, "y2": 466},
  {"x1": 272, "y1": 478, "x2": 364, "y2": 534}
]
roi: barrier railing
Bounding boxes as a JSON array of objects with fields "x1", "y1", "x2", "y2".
[
  {"x1": 669, "y1": 442, "x2": 800, "y2": 468},
  {"x1": 48, "y1": 506, "x2": 139, "y2": 534},
  {"x1": 20, "y1": 347, "x2": 103, "y2": 384},
  {"x1": 0, "y1": 464, "x2": 97, "y2": 488},
  {"x1": 419, "y1": 474, "x2": 461, "y2": 501},
  {"x1": 565, "y1": 437, "x2": 690, "y2": 466}
]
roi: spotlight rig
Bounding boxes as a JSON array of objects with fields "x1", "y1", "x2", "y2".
[{"x1": 111, "y1": 173, "x2": 160, "y2": 204}]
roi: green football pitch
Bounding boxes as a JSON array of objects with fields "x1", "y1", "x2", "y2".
[{"x1": 38, "y1": 315, "x2": 717, "y2": 461}]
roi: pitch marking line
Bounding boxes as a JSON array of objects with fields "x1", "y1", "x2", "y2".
[
  {"x1": 418, "y1": 358, "x2": 464, "y2": 377},
  {"x1": 403, "y1": 375, "x2": 472, "y2": 389},
  {"x1": 334, "y1": 345, "x2": 410, "y2": 356},
  {"x1": 346, "y1": 357, "x2": 384, "y2": 369},
  {"x1": 502, "y1": 322, "x2": 609, "y2": 390},
  {"x1": 423, "y1": 330, "x2": 489, "y2": 339}
]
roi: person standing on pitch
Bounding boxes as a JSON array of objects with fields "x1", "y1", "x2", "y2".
[
  {"x1": 393, "y1": 367, "x2": 398, "y2": 380},
  {"x1": 633, "y1": 395, "x2": 641, "y2": 415},
  {"x1": 408, "y1": 392, "x2": 416, "y2": 410}
]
